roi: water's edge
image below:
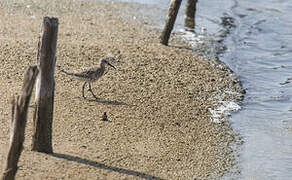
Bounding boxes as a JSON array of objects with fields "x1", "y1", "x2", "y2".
[{"x1": 175, "y1": 30, "x2": 246, "y2": 178}]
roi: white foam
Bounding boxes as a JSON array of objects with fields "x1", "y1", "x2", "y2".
[
  {"x1": 177, "y1": 28, "x2": 222, "y2": 58},
  {"x1": 178, "y1": 28, "x2": 209, "y2": 47},
  {"x1": 209, "y1": 101, "x2": 241, "y2": 123}
]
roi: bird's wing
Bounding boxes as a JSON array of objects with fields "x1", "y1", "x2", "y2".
[
  {"x1": 61, "y1": 67, "x2": 104, "y2": 80},
  {"x1": 78, "y1": 68, "x2": 97, "y2": 78}
]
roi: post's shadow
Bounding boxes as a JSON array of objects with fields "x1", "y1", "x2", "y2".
[{"x1": 50, "y1": 153, "x2": 166, "y2": 180}]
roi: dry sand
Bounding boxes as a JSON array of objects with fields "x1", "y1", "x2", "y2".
[{"x1": 0, "y1": 0, "x2": 244, "y2": 179}]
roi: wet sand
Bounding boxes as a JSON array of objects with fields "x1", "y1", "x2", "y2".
[{"x1": 0, "y1": 0, "x2": 243, "y2": 179}]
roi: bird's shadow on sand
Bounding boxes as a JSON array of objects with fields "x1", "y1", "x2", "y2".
[
  {"x1": 87, "y1": 97, "x2": 134, "y2": 106},
  {"x1": 50, "y1": 153, "x2": 166, "y2": 180}
]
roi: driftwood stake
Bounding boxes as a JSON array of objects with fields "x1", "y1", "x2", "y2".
[
  {"x1": 1, "y1": 66, "x2": 39, "y2": 180},
  {"x1": 31, "y1": 17, "x2": 58, "y2": 153},
  {"x1": 185, "y1": 0, "x2": 198, "y2": 29},
  {"x1": 160, "y1": 0, "x2": 182, "y2": 45}
]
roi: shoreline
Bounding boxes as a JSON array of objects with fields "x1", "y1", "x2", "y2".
[{"x1": 0, "y1": 0, "x2": 244, "y2": 179}]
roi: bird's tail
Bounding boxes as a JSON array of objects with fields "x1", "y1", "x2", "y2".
[
  {"x1": 60, "y1": 69, "x2": 88, "y2": 81},
  {"x1": 60, "y1": 69, "x2": 76, "y2": 76}
]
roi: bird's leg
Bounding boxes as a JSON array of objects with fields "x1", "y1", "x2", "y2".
[
  {"x1": 88, "y1": 83, "x2": 98, "y2": 99},
  {"x1": 87, "y1": 82, "x2": 92, "y2": 92},
  {"x1": 82, "y1": 82, "x2": 87, "y2": 99}
]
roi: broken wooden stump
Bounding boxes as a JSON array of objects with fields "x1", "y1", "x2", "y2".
[
  {"x1": 160, "y1": 0, "x2": 182, "y2": 45},
  {"x1": 31, "y1": 17, "x2": 58, "y2": 153},
  {"x1": 1, "y1": 66, "x2": 38, "y2": 180},
  {"x1": 185, "y1": 0, "x2": 198, "y2": 30}
]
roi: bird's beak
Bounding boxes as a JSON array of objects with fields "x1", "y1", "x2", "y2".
[{"x1": 107, "y1": 62, "x2": 116, "y2": 69}]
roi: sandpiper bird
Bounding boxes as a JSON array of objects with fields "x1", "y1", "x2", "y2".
[{"x1": 61, "y1": 58, "x2": 116, "y2": 99}]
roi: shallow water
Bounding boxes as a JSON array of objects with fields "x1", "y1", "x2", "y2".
[
  {"x1": 219, "y1": 1, "x2": 292, "y2": 179},
  {"x1": 104, "y1": 0, "x2": 292, "y2": 179}
]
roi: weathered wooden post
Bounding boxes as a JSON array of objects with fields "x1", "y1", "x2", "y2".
[
  {"x1": 160, "y1": 0, "x2": 182, "y2": 46},
  {"x1": 185, "y1": 0, "x2": 198, "y2": 30},
  {"x1": 31, "y1": 17, "x2": 58, "y2": 153},
  {"x1": 1, "y1": 66, "x2": 38, "y2": 180}
]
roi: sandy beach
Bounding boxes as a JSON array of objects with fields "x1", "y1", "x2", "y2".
[{"x1": 0, "y1": 0, "x2": 244, "y2": 179}]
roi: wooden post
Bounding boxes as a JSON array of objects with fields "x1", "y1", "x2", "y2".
[
  {"x1": 31, "y1": 17, "x2": 58, "y2": 153},
  {"x1": 160, "y1": 0, "x2": 182, "y2": 46},
  {"x1": 1, "y1": 66, "x2": 39, "y2": 180},
  {"x1": 185, "y1": 0, "x2": 198, "y2": 30}
]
